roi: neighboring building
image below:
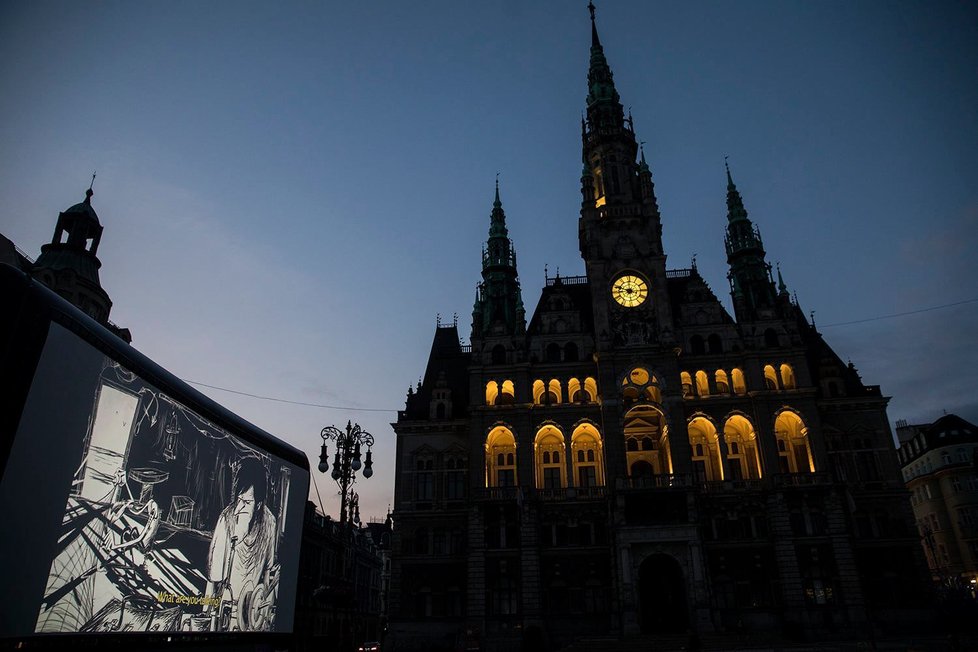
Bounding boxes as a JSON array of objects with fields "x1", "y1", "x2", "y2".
[
  {"x1": 389, "y1": 5, "x2": 931, "y2": 651},
  {"x1": 295, "y1": 502, "x2": 386, "y2": 652},
  {"x1": 897, "y1": 414, "x2": 978, "y2": 587},
  {"x1": 364, "y1": 514, "x2": 394, "y2": 636},
  {"x1": 0, "y1": 186, "x2": 130, "y2": 342}
]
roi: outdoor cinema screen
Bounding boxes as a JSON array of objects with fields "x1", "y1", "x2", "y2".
[{"x1": 0, "y1": 320, "x2": 307, "y2": 637}]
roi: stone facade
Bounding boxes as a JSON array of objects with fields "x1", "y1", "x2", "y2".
[
  {"x1": 897, "y1": 414, "x2": 978, "y2": 587},
  {"x1": 389, "y1": 6, "x2": 931, "y2": 651}
]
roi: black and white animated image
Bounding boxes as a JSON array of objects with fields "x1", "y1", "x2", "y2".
[{"x1": 34, "y1": 357, "x2": 292, "y2": 634}]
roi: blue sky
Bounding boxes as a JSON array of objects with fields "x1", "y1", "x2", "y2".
[{"x1": 2, "y1": 1, "x2": 976, "y2": 521}]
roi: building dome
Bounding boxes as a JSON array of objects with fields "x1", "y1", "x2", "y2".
[{"x1": 61, "y1": 188, "x2": 101, "y2": 225}]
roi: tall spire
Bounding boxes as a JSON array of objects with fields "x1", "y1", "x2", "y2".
[
  {"x1": 489, "y1": 174, "x2": 508, "y2": 238},
  {"x1": 585, "y1": 1, "x2": 620, "y2": 112},
  {"x1": 471, "y1": 178, "x2": 526, "y2": 341},
  {"x1": 588, "y1": 1, "x2": 601, "y2": 48},
  {"x1": 723, "y1": 162, "x2": 778, "y2": 322},
  {"x1": 725, "y1": 157, "x2": 749, "y2": 223},
  {"x1": 580, "y1": 0, "x2": 651, "y2": 212}
]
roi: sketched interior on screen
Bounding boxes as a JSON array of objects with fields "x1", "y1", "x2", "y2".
[{"x1": 35, "y1": 357, "x2": 291, "y2": 634}]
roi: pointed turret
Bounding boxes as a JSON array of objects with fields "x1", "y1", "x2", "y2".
[
  {"x1": 471, "y1": 180, "x2": 526, "y2": 344},
  {"x1": 723, "y1": 161, "x2": 779, "y2": 322},
  {"x1": 776, "y1": 263, "x2": 789, "y2": 296},
  {"x1": 579, "y1": 1, "x2": 658, "y2": 214},
  {"x1": 585, "y1": 1, "x2": 620, "y2": 115}
]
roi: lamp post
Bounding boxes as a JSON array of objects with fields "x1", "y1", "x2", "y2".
[{"x1": 319, "y1": 421, "x2": 374, "y2": 527}]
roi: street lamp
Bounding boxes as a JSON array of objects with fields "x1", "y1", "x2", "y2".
[{"x1": 319, "y1": 421, "x2": 374, "y2": 527}]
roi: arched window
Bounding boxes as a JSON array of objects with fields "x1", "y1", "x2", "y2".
[
  {"x1": 681, "y1": 371, "x2": 693, "y2": 398},
  {"x1": 584, "y1": 377, "x2": 598, "y2": 402},
  {"x1": 547, "y1": 379, "x2": 562, "y2": 404},
  {"x1": 763, "y1": 365, "x2": 779, "y2": 390},
  {"x1": 775, "y1": 410, "x2": 815, "y2": 473},
  {"x1": 764, "y1": 328, "x2": 779, "y2": 348},
  {"x1": 690, "y1": 335, "x2": 706, "y2": 355},
  {"x1": 486, "y1": 426, "x2": 518, "y2": 487},
  {"x1": 568, "y1": 378, "x2": 582, "y2": 402},
  {"x1": 534, "y1": 425, "x2": 566, "y2": 489},
  {"x1": 572, "y1": 423, "x2": 604, "y2": 488},
  {"x1": 724, "y1": 415, "x2": 762, "y2": 480},
  {"x1": 731, "y1": 368, "x2": 747, "y2": 395},
  {"x1": 688, "y1": 416, "x2": 723, "y2": 482},
  {"x1": 564, "y1": 342, "x2": 579, "y2": 362},
  {"x1": 695, "y1": 370, "x2": 710, "y2": 397},
  {"x1": 532, "y1": 380, "x2": 546, "y2": 405},
  {"x1": 780, "y1": 363, "x2": 796, "y2": 390},
  {"x1": 485, "y1": 381, "x2": 499, "y2": 405},
  {"x1": 498, "y1": 380, "x2": 516, "y2": 405},
  {"x1": 492, "y1": 344, "x2": 507, "y2": 364},
  {"x1": 715, "y1": 369, "x2": 729, "y2": 394},
  {"x1": 708, "y1": 334, "x2": 723, "y2": 354},
  {"x1": 625, "y1": 405, "x2": 671, "y2": 479},
  {"x1": 546, "y1": 343, "x2": 561, "y2": 362}
]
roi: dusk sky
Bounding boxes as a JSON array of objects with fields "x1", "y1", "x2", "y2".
[{"x1": 2, "y1": 1, "x2": 976, "y2": 521}]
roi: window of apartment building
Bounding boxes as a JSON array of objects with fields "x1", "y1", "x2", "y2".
[
  {"x1": 490, "y1": 575, "x2": 518, "y2": 615},
  {"x1": 445, "y1": 457, "x2": 467, "y2": 500},
  {"x1": 416, "y1": 458, "x2": 434, "y2": 501}
]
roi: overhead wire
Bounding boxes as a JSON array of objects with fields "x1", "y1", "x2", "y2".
[
  {"x1": 182, "y1": 379, "x2": 399, "y2": 413},
  {"x1": 819, "y1": 297, "x2": 977, "y2": 328},
  {"x1": 182, "y1": 296, "x2": 977, "y2": 412}
]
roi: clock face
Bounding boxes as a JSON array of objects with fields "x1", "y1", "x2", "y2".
[{"x1": 612, "y1": 274, "x2": 649, "y2": 308}]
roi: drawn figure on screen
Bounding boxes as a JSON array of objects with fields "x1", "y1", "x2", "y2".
[
  {"x1": 205, "y1": 456, "x2": 279, "y2": 632},
  {"x1": 99, "y1": 467, "x2": 164, "y2": 560}
]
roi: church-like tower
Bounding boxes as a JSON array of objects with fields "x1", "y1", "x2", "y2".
[
  {"x1": 578, "y1": 2, "x2": 673, "y2": 350},
  {"x1": 471, "y1": 181, "x2": 526, "y2": 354},
  {"x1": 723, "y1": 161, "x2": 780, "y2": 322},
  {"x1": 30, "y1": 186, "x2": 130, "y2": 341}
]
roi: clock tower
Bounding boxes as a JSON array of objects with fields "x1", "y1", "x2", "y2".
[{"x1": 578, "y1": 2, "x2": 674, "y2": 350}]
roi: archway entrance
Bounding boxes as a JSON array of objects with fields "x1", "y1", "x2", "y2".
[{"x1": 638, "y1": 553, "x2": 688, "y2": 634}]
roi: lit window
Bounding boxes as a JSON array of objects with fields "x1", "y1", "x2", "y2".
[
  {"x1": 572, "y1": 423, "x2": 604, "y2": 488},
  {"x1": 780, "y1": 363, "x2": 796, "y2": 390},
  {"x1": 486, "y1": 426, "x2": 518, "y2": 487},
  {"x1": 535, "y1": 425, "x2": 566, "y2": 489},
  {"x1": 775, "y1": 410, "x2": 814, "y2": 473}
]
